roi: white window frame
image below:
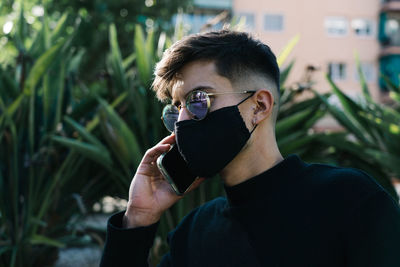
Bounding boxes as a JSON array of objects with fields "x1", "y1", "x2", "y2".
[
  {"x1": 328, "y1": 62, "x2": 347, "y2": 81},
  {"x1": 264, "y1": 14, "x2": 284, "y2": 32},
  {"x1": 324, "y1": 17, "x2": 348, "y2": 37},
  {"x1": 237, "y1": 12, "x2": 256, "y2": 30},
  {"x1": 351, "y1": 18, "x2": 375, "y2": 38}
]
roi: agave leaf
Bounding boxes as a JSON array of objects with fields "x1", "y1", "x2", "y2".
[
  {"x1": 157, "y1": 32, "x2": 167, "y2": 58},
  {"x1": 278, "y1": 84, "x2": 295, "y2": 106},
  {"x1": 15, "y1": 5, "x2": 27, "y2": 50},
  {"x1": 69, "y1": 97, "x2": 98, "y2": 120},
  {"x1": 50, "y1": 13, "x2": 69, "y2": 43},
  {"x1": 24, "y1": 40, "x2": 66, "y2": 94},
  {"x1": 173, "y1": 11, "x2": 186, "y2": 41},
  {"x1": 276, "y1": 107, "x2": 318, "y2": 136},
  {"x1": 354, "y1": 52, "x2": 372, "y2": 102},
  {"x1": 280, "y1": 135, "x2": 316, "y2": 156},
  {"x1": 86, "y1": 91, "x2": 128, "y2": 132},
  {"x1": 316, "y1": 132, "x2": 364, "y2": 156},
  {"x1": 43, "y1": 15, "x2": 51, "y2": 50},
  {"x1": 0, "y1": 246, "x2": 13, "y2": 256},
  {"x1": 134, "y1": 25, "x2": 151, "y2": 86},
  {"x1": 109, "y1": 24, "x2": 128, "y2": 92},
  {"x1": 381, "y1": 74, "x2": 400, "y2": 93},
  {"x1": 64, "y1": 116, "x2": 105, "y2": 148},
  {"x1": 277, "y1": 131, "x2": 304, "y2": 148},
  {"x1": 389, "y1": 91, "x2": 400, "y2": 103},
  {"x1": 146, "y1": 28, "x2": 155, "y2": 64},
  {"x1": 122, "y1": 52, "x2": 136, "y2": 70},
  {"x1": 314, "y1": 90, "x2": 370, "y2": 144},
  {"x1": 0, "y1": 68, "x2": 19, "y2": 98},
  {"x1": 165, "y1": 36, "x2": 173, "y2": 50},
  {"x1": 303, "y1": 109, "x2": 326, "y2": 129},
  {"x1": 68, "y1": 49, "x2": 86, "y2": 73},
  {"x1": 30, "y1": 234, "x2": 65, "y2": 248},
  {"x1": 279, "y1": 94, "x2": 325, "y2": 117},
  {"x1": 277, "y1": 34, "x2": 300, "y2": 67},
  {"x1": 10, "y1": 246, "x2": 18, "y2": 267},
  {"x1": 324, "y1": 78, "x2": 376, "y2": 142},
  {"x1": 27, "y1": 15, "x2": 48, "y2": 56},
  {"x1": 364, "y1": 149, "x2": 400, "y2": 177},
  {"x1": 52, "y1": 61, "x2": 66, "y2": 131},
  {"x1": 129, "y1": 85, "x2": 147, "y2": 137},
  {"x1": 317, "y1": 134, "x2": 398, "y2": 200},
  {"x1": 358, "y1": 112, "x2": 400, "y2": 153},
  {"x1": 280, "y1": 60, "x2": 294, "y2": 86},
  {"x1": 98, "y1": 98, "x2": 142, "y2": 168},
  {"x1": 327, "y1": 75, "x2": 371, "y2": 132},
  {"x1": 52, "y1": 136, "x2": 113, "y2": 168}
]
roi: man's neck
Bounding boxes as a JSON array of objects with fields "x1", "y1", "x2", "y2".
[{"x1": 220, "y1": 138, "x2": 283, "y2": 187}]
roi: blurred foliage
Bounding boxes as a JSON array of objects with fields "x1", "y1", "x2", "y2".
[
  {"x1": 311, "y1": 55, "x2": 400, "y2": 201},
  {"x1": 0, "y1": 8, "x2": 94, "y2": 266},
  {"x1": 0, "y1": 0, "x2": 190, "y2": 79},
  {"x1": 0, "y1": 1, "x2": 190, "y2": 266}
]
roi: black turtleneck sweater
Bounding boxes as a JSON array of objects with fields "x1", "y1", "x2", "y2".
[{"x1": 100, "y1": 155, "x2": 400, "y2": 267}]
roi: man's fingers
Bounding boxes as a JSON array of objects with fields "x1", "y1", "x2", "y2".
[
  {"x1": 141, "y1": 135, "x2": 176, "y2": 165},
  {"x1": 159, "y1": 134, "x2": 176, "y2": 145},
  {"x1": 142, "y1": 144, "x2": 171, "y2": 164}
]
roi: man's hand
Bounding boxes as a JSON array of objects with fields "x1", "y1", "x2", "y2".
[{"x1": 123, "y1": 135, "x2": 204, "y2": 228}]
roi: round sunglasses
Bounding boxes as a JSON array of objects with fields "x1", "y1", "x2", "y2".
[{"x1": 161, "y1": 90, "x2": 256, "y2": 132}]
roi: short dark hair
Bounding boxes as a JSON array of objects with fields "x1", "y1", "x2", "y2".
[{"x1": 152, "y1": 30, "x2": 280, "y2": 101}]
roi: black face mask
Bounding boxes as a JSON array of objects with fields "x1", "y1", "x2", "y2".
[{"x1": 175, "y1": 100, "x2": 255, "y2": 178}]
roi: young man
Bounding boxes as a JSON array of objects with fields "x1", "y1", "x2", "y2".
[{"x1": 100, "y1": 30, "x2": 400, "y2": 266}]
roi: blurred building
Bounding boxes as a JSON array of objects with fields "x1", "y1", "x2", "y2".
[
  {"x1": 233, "y1": 0, "x2": 385, "y2": 101},
  {"x1": 187, "y1": 0, "x2": 400, "y2": 101},
  {"x1": 179, "y1": 0, "x2": 232, "y2": 33},
  {"x1": 379, "y1": 0, "x2": 400, "y2": 91}
]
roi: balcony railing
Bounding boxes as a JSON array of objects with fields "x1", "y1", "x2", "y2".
[
  {"x1": 381, "y1": 1, "x2": 400, "y2": 11},
  {"x1": 193, "y1": 0, "x2": 231, "y2": 9}
]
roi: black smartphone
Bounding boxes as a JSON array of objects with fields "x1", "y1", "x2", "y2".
[{"x1": 156, "y1": 144, "x2": 198, "y2": 196}]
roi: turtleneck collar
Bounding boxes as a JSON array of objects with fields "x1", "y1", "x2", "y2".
[{"x1": 224, "y1": 154, "x2": 307, "y2": 207}]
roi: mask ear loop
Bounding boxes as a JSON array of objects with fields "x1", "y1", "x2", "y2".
[
  {"x1": 236, "y1": 92, "x2": 256, "y2": 106},
  {"x1": 236, "y1": 92, "x2": 258, "y2": 134},
  {"x1": 250, "y1": 123, "x2": 258, "y2": 134}
]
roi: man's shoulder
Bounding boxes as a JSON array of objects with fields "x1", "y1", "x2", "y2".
[
  {"x1": 301, "y1": 160, "x2": 386, "y2": 202},
  {"x1": 186, "y1": 196, "x2": 228, "y2": 220}
]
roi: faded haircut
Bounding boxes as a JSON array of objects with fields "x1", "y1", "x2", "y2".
[{"x1": 152, "y1": 30, "x2": 280, "y2": 102}]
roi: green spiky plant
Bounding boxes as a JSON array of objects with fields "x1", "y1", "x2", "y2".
[
  {"x1": 0, "y1": 9, "x2": 99, "y2": 266},
  {"x1": 312, "y1": 56, "x2": 399, "y2": 201}
]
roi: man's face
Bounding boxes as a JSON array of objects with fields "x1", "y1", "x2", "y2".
[{"x1": 170, "y1": 60, "x2": 253, "y2": 127}]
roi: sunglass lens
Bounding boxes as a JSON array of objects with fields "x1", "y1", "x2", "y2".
[
  {"x1": 187, "y1": 91, "x2": 208, "y2": 120},
  {"x1": 162, "y1": 104, "x2": 179, "y2": 132}
]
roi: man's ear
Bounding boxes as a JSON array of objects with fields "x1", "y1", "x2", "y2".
[{"x1": 252, "y1": 89, "x2": 275, "y2": 125}]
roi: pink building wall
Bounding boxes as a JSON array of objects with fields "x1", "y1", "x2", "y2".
[{"x1": 233, "y1": 0, "x2": 381, "y2": 101}]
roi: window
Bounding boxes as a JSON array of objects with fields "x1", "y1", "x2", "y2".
[
  {"x1": 328, "y1": 63, "x2": 347, "y2": 81},
  {"x1": 237, "y1": 13, "x2": 255, "y2": 30},
  {"x1": 384, "y1": 13, "x2": 400, "y2": 46},
  {"x1": 175, "y1": 13, "x2": 224, "y2": 33},
  {"x1": 264, "y1": 14, "x2": 284, "y2": 32},
  {"x1": 325, "y1": 17, "x2": 348, "y2": 36},
  {"x1": 355, "y1": 63, "x2": 376, "y2": 83},
  {"x1": 351, "y1": 19, "x2": 374, "y2": 37}
]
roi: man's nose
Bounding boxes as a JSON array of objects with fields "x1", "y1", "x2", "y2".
[{"x1": 177, "y1": 106, "x2": 191, "y2": 122}]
